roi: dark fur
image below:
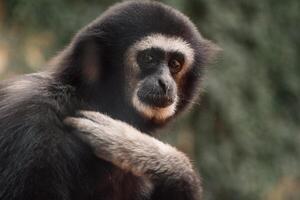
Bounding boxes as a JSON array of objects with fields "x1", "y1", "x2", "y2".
[{"x1": 0, "y1": 1, "x2": 217, "y2": 200}]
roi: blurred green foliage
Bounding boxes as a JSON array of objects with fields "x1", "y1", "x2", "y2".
[{"x1": 0, "y1": 0, "x2": 299, "y2": 199}]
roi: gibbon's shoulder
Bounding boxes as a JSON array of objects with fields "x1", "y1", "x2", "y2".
[{"x1": 0, "y1": 73, "x2": 75, "y2": 126}]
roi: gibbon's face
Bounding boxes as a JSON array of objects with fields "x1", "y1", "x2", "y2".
[
  {"x1": 126, "y1": 34, "x2": 197, "y2": 122},
  {"x1": 73, "y1": 1, "x2": 218, "y2": 124}
]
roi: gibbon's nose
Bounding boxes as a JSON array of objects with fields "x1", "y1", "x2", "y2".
[
  {"x1": 158, "y1": 78, "x2": 168, "y2": 94},
  {"x1": 156, "y1": 72, "x2": 176, "y2": 97}
]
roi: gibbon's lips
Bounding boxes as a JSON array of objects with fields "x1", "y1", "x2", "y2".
[{"x1": 137, "y1": 90, "x2": 175, "y2": 108}]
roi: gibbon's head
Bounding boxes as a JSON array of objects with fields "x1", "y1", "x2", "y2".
[{"x1": 53, "y1": 1, "x2": 220, "y2": 125}]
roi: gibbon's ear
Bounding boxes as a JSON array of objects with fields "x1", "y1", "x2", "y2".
[
  {"x1": 201, "y1": 39, "x2": 222, "y2": 66},
  {"x1": 50, "y1": 33, "x2": 104, "y2": 86},
  {"x1": 78, "y1": 39, "x2": 103, "y2": 83}
]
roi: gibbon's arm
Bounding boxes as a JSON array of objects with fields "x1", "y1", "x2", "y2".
[{"x1": 65, "y1": 111, "x2": 202, "y2": 200}]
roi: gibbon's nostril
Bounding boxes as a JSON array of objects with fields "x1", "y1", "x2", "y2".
[{"x1": 158, "y1": 79, "x2": 167, "y2": 94}]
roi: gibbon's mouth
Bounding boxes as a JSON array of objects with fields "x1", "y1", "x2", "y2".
[
  {"x1": 137, "y1": 93, "x2": 175, "y2": 108},
  {"x1": 132, "y1": 91, "x2": 178, "y2": 120}
]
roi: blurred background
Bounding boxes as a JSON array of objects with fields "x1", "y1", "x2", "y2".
[{"x1": 0, "y1": 0, "x2": 299, "y2": 199}]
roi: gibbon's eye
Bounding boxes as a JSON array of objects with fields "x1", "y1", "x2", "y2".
[
  {"x1": 144, "y1": 53, "x2": 154, "y2": 63},
  {"x1": 168, "y1": 58, "x2": 183, "y2": 74},
  {"x1": 137, "y1": 50, "x2": 156, "y2": 66},
  {"x1": 137, "y1": 48, "x2": 165, "y2": 68}
]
